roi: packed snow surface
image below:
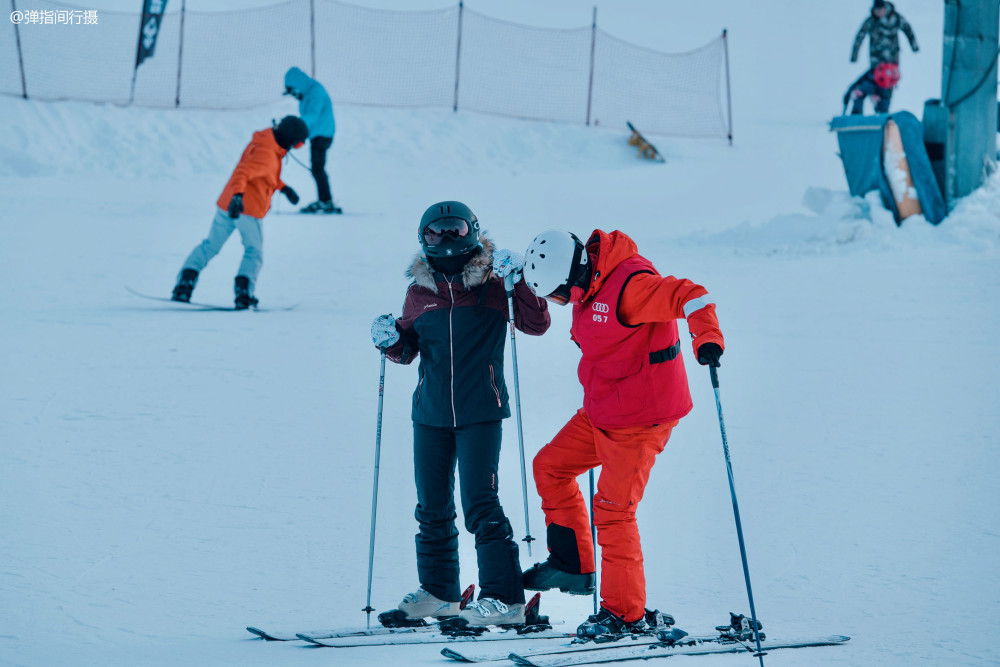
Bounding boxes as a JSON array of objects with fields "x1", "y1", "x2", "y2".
[{"x1": 2, "y1": 1, "x2": 999, "y2": 665}]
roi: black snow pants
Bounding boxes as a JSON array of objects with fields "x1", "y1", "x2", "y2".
[
  {"x1": 413, "y1": 420, "x2": 525, "y2": 605},
  {"x1": 310, "y1": 136, "x2": 333, "y2": 203}
]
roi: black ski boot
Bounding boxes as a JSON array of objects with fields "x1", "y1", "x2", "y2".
[
  {"x1": 171, "y1": 268, "x2": 199, "y2": 302},
  {"x1": 300, "y1": 200, "x2": 343, "y2": 214},
  {"x1": 234, "y1": 275, "x2": 258, "y2": 310},
  {"x1": 522, "y1": 560, "x2": 595, "y2": 595},
  {"x1": 576, "y1": 607, "x2": 648, "y2": 641}
]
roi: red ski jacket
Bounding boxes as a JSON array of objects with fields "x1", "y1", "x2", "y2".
[{"x1": 570, "y1": 230, "x2": 724, "y2": 429}]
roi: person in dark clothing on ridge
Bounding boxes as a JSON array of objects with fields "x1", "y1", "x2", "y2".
[
  {"x1": 370, "y1": 201, "x2": 550, "y2": 628},
  {"x1": 846, "y1": 0, "x2": 918, "y2": 114}
]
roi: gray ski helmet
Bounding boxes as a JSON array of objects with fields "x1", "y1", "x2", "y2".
[{"x1": 418, "y1": 201, "x2": 481, "y2": 258}]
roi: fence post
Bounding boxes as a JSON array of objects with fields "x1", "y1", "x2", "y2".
[
  {"x1": 175, "y1": 0, "x2": 186, "y2": 107},
  {"x1": 585, "y1": 6, "x2": 596, "y2": 126},
  {"x1": 310, "y1": 0, "x2": 316, "y2": 77},
  {"x1": 723, "y1": 28, "x2": 733, "y2": 145},
  {"x1": 11, "y1": 0, "x2": 28, "y2": 99},
  {"x1": 453, "y1": 1, "x2": 463, "y2": 112}
]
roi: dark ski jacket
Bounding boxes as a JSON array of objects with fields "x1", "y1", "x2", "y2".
[
  {"x1": 851, "y1": 2, "x2": 918, "y2": 68},
  {"x1": 384, "y1": 236, "x2": 550, "y2": 428}
]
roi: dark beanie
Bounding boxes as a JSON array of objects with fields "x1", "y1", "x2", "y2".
[
  {"x1": 873, "y1": 0, "x2": 887, "y2": 8},
  {"x1": 272, "y1": 116, "x2": 308, "y2": 149}
]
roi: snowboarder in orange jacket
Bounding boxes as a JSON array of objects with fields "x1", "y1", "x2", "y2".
[{"x1": 171, "y1": 116, "x2": 308, "y2": 309}]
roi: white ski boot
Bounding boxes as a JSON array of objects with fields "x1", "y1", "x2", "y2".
[
  {"x1": 398, "y1": 588, "x2": 462, "y2": 620},
  {"x1": 458, "y1": 598, "x2": 526, "y2": 627}
]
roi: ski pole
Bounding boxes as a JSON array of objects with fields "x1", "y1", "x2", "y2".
[
  {"x1": 709, "y1": 366, "x2": 766, "y2": 665},
  {"x1": 362, "y1": 349, "x2": 387, "y2": 627},
  {"x1": 588, "y1": 469, "x2": 598, "y2": 615},
  {"x1": 505, "y1": 275, "x2": 534, "y2": 556}
]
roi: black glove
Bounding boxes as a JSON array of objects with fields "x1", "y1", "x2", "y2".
[
  {"x1": 697, "y1": 342, "x2": 723, "y2": 367},
  {"x1": 281, "y1": 186, "x2": 299, "y2": 205},
  {"x1": 227, "y1": 193, "x2": 244, "y2": 219}
]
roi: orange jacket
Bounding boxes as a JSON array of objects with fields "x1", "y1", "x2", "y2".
[
  {"x1": 580, "y1": 229, "x2": 724, "y2": 358},
  {"x1": 216, "y1": 129, "x2": 287, "y2": 219}
]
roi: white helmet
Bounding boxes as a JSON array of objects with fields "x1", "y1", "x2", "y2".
[{"x1": 523, "y1": 230, "x2": 588, "y2": 304}]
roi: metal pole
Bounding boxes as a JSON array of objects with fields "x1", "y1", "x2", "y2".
[
  {"x1": 505, "y1": 279, "x2": 534, "y2": 556},
  {"x1": 453, "y1": 1, "x2": 464, "y2": 112},
  {"x1": 709, "y1": 366, "x2": 765, "y2": 665},
  {"x1": 130, "y1": 4, "x2": 144, "y2": 105},
  {"x1": 11, "y1": 0, "x2": 28, "y2": 99},
  {"x1": 585, "y1": 6, "x2": 597, "y2": 126},
  {"x1": 310, "y1": 0, "x2": 316, "y2": 78},
  {"x1": 588, "y1": 469, "x2": 598, "y2": 615},
  {"x1": 129, "y1": 68, "x2": 139, "y2": 106},
  {"x1": 363, "y1": 350, "x2": 388, "y2": 627},
  {"x1": 175, "y1": 0, "x2": 186, "y2": 107},
  {"x1": 722, "y1": 29, "x2": 733, "y2": 145}
]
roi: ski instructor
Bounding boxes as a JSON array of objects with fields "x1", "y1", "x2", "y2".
[
  {"x1": 518, "y1": 229, "x2": 725, "y2": 640},
  {"x1": 369, "y1": 201, "x2": 550, "y2": 627}
]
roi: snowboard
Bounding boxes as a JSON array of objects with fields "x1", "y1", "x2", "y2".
[
  {"x1": 626, "y1": 122, "x2": 666, "y2": 163},
  {"x1": 125, "y1": 286, "x2": 299, "y2": 312}
]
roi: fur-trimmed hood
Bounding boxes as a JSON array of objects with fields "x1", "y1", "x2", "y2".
[{"x1": 407, "y1": 234, "x2": 495, "y2": 294}]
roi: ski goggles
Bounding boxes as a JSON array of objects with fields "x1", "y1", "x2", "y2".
[
  {"x1": 422, "y1": 218, "x2": 471, "y2": 246},
  {"x1": 546, "y1": 282, "x2": 572, "y2": 305}
]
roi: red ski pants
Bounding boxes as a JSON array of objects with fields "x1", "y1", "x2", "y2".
[{"x1": 533, "y1": 408, "x2": 676, "y2": 622}]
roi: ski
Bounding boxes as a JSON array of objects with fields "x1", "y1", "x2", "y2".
[
  {"x1": 247, "y1": 585, "x2": 478, "y2": 641},
  {"x1": 247, "y1": 623, "x2": 454, "y2": 642},
  {"x1": 126, "y1": 286, "x2": 299, "y2": 312},
  {"x1": 296, "y1": 592, "x2": 561, "y2": 647},
  {"x1": 440, "y1": 634, "x2": 681, "y2": 663},
  {"x1": 508, "y1": 635, "x2": 850, "y2": 666},
  {"x1": 297, "y1": 627, "x2": 574, "y2": 648},
  {"x1": 439, "y1": 616, "x2": 684, "y2": 662}
]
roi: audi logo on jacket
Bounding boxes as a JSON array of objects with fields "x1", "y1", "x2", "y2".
[{"x1": 383, "y1": 236, "x2": 551, "y2": 428}]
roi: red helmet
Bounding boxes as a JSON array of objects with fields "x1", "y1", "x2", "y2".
[{"x1": 873, "y1": 62, "x2": 901, "y2": 89}]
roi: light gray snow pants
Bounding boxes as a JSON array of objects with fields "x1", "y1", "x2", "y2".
[{"x1": 180, "y1": 207, "x2": 263, "y2": 291}]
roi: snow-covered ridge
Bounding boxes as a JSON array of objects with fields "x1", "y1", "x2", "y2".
[{"x1": 5, "y1": 93, "x2": 997, "y2": 258}]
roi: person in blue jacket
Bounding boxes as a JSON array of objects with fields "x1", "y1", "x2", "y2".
[{"x1": 283, "y1": 67, "x2": 341, "y2": 214}]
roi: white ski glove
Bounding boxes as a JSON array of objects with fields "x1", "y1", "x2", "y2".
[
  {"x1": 371, "y1": 313, "x2": 400, "y2": 349},
  {"x1": 493, "y1": 249, "x2": 524, "y2": 281}
]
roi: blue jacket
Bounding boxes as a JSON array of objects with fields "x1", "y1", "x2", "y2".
[{"x1": 283, "y1": 67, "x2": 335, "y2": 139}]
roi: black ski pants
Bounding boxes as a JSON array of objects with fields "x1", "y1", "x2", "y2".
[
  {"x1": 413, "y1": 420, "x2": 524, "y2": 606},
  {"x1": 310, "y1": 136, "x2": 333, "y2": 203}
]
